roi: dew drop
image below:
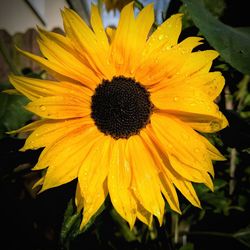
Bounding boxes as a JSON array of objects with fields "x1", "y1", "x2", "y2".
[
  {"x1": 158, "y1": 34, "x2": 164, "y2": 40},
  {"x1": 173, "y1": 96, "x2": 179, "y2": 101},
  {"x1": 210, "y1": 120, "x2": 221, "y2": 130},
  {"x1": 194, "y1": 148, "x2": 199, "y2": 153},
  {"x1": 39, "y1": 105, "x2": 46, "y2": 111}
]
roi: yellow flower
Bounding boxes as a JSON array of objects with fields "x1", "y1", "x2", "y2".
[
  {"x1": 102, "y1": 0, "x2": 133, "y2": 11},
  {"x1": 9, "y1": 2, "x2": 228, "y2": 229}
]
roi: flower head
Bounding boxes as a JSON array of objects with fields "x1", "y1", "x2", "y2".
[{"x1": 10, "y1": 2, "x2": 228, "y2": 229}]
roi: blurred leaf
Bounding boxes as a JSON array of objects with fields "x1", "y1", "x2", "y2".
[
  {"x1": 179, "y1": 243, "x2": 194, "y2": 250},
  {"x1": 60, "y1": 198, "x2": 106, "y2": 249},
  {"x1": 203, "y1": 0, "x2": 226, "y2": 17},
  {"x1": 182, "y1": 0, "x2": 250, "y2": 75},
  {"x1": 0, "y1": 93, "x2": 32, "y2": 138},
  {"x1": 110, "y1": 209, "x2": 137, "y2": 242},
  {"x1": 60, "y1": 199, "x2": 82, "y2": 249},
  {"x1": 235, "y1": 75, "x2": 250, "y2": 111},
  {"x1": 234, "y1": 225, "x2": 250, "y2": 248}
]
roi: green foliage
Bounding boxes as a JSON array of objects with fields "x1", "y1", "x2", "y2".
[
  {"x1": 0, "y1": 92, "x2": 32, "y2": 138},
  {"x1": 182, "y1": 0, "x2": 250, "y2": 75}
]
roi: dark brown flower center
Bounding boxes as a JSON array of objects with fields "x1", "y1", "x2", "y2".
[{"x1": 91, "y1": 76, "x2": 153, "y2": 139}]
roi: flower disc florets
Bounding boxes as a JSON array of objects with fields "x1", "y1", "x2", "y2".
[{"x1": 91, "y1": 76, "x2": 153, "y2": 139}]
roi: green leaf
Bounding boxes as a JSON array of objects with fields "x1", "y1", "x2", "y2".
[
  {"x1": 60, "y1": 198, "x2": 105, "y2": 249},
  {"x1": 0, "y1": 93, "x2": 32, "y2": 138},
  {"x1": 110, "y1": 208, "x2": 137, "y2": 242},
  {"x1": 234, "y1": 225, "x2": 250, "y2": 248},
  {"x1": 179, "y1": 243, "x2": 194, "y2": 250},
  {"x1": 60, "y1": 199, "x2": 82, "y2": 249},
  {"x1": 182, "y1": 0, "x2": 250, "y2": 75}
]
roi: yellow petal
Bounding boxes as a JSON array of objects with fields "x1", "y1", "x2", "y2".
[
  {"x1": 90, "y1": 4, "x2": 109, "y2": 51},
  {"x1": 9, "y1": 75, "x2": 92, "y2": 101},
  {"x1": 17, "y1": 47, "x2": 98, "y2": 86},
  {"x1": 127, "y1": 135, "x2": 165, "y2": 225},
  {"x1": 78, "y1": 137, "x2": 112, "y2": 229},
  {"x1": 185, "y1": 72, "x2": 225, "y2": 100},
  {"x1": 150, "y1": 113, "x2": 215, "y2": 177},
  {"x1": 173, "y1": 111, "x2": 228, "y2": 133},
  {"x1": 178, "y1": 50, "x2": 219, "y2": 76},
  {"x1": 106, "y1": 27, "x2": 116, "y2": 43},
  {"x1": 140, "y1": 130, "x2": 181, "y2": 213},
  {"x1": 157, "y1": 151, "x2": 201, "y2": 207},
  {"x1": 143, "y1": 14, "x2": 183, "y2": 57},
  {"x1": 37, "y1": 30, "x2": 100, "y2": 87},
  {"x1": 32, "y1": 176, "x2": 44, "y2": 189},
  {"x1": 110, "y1": 2, "x2": 137, "y2": 75},
  {"x1": 25, "y1": 96, "x2": 90, "y2": 119},
  {"x1": 40, "y1": 126, "x2": 103, "y2": 191},
  {"x1": 75, "y1": 183, "x2": 84, "y2": 212},
  {"x1": 21, "y1": 117, "x2": 93, "y2": 151},
  {"x1": 136, "y1": 198, "x2": 153, "y2": 228},
  {"x1": 198, "y1": 135, "x2": 226, "y2": 161},
  {"x1": 62, "y1": 8, "x2": 114, "y2": 79},
  {"x1": 7, "y1": 119, "x2": 47, "y2": 135},
  {"x1": 108, "y1": 139, "x2": 137, "y2": 229},
  {"x1": 136, "y1": 37, "x2": 202, "y2": 85},
  {"x1": 151, "y1": 83, "x2": 227, "y2": 126},
  {"x1": 172, "y1": 177, "x2": 201, "y2": 208}
]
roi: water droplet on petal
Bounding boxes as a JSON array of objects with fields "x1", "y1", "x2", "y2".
[
  {"x1": 39, "y1": 105, "x2": 46, "y2": 111},
  {"x1": 210, "y1": 120, "x2": 221, "y2": 131},
  {"x1": 173, "y1": 96, "x2": 179, "y2": 101},
  {"x1": 194, "y1": 148, "x2": 199, "y2": 153},
  {"x1": 158, "y1": 34, "x2": 164, "y2": 40}
]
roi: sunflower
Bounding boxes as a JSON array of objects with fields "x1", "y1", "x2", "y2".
[
  {"x1": 9, "y1": 2, "x2": 228, "y2": 229},
  {"x1": 102, "y1": 0, "x2": 133, "y2": 11}
]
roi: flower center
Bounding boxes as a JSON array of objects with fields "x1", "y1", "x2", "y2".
[{"x1": 91, "y1": 76, "x2": 153, "y2": 139}]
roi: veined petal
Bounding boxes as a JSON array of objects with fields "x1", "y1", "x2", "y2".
[
  {"x1": 7, "y1": 119, "x2": 47, "y2": 135},
  {"x1": 25, "y1": 96, "x2": 90, "y2": 119},
  {"x1": 136, "y1": 197, "x2": 153, "y2": 227},
  {"x1": 110, "y1": 2, "x2": 137, "y2": 75},
  {"x1": 90, "y1": 5, "x2": 109, "y2": 51},
  {"x1": 198, "y1": 135, "x2": 226, "y2": 161},
  {"x1": 135, "y1": 37, "x2": 203, "y2": 85},
  {"x1": 185, "y1": 72, "x2": 225, "y2": 100},
  {"x1": 40, "y1": 126, "x2": 103, "y2": 191},
  {"x1": 177, "y1": 50, "x2": 219, "y2": 76},
  {"x1": 62, "y1": 8, "x2": 114, "y2": 79},
  {"x1": 108, "y1": 139, "x2": 137, "y2": 229},
  {"x1": 21, "y1": 117, "x2": 93, "y2": 152},
  {"x1": 140, "y1": 130, "x2": 181, "y2": 213},
  {"x1": 9, "y1": 75, "x2": 92, "y2": 101},
  {"x1": 75, "y1": 183, "x2": 84, "y2": 212},
  {"x1": 150, "y1": 113, "x2": 215, "y2": 178},
  {"x1": 78, "y1": 137, "x2": 112, "y2": 229},
  {"x1": 37, "y1": 30, "x2": 100, "y2": 87},
  {"x1": 106, "y1": 27, "x2": 116, "y2": 43},
  {"x1": 135, "y1": 3, "x2": 154, "y2": 44},
  {"x1": 162, "y1": 109, "x2": 228, "y2": 133},
  {"x1": 151, "y1": 84, "x2": 227, "y2": 126},
  {"x1": 143, "y1": 14, "x2": 183, "y2": 57},
  {"x1": 127, "y1": 135, "x2": 165, "y2": 225},
  {"x1": 17, "y1": 48, "x2": 98, "y2": 88},
  {"x1": 170, "y1": 175, "x2": 201, "y2": 207}
]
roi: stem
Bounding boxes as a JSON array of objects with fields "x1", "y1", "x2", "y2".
[
  {"x1": 224, "y1": 85, "x2": 237, "y2": 195},
  {"x1": 171, "y1": 213, "x2": 179, "y2": 245}
]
